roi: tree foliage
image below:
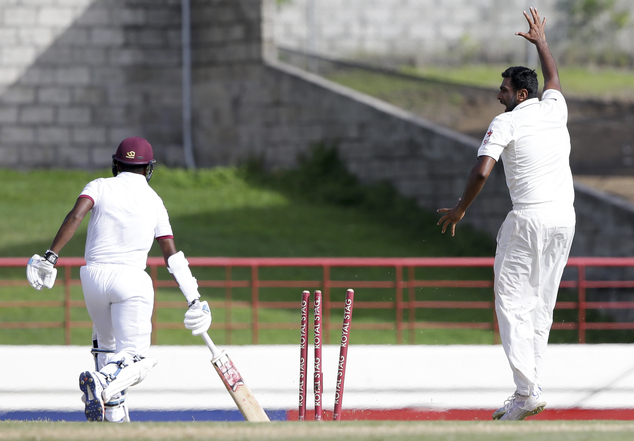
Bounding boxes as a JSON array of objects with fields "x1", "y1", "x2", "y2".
[
  {"x1": 562, "y1": 0, "x2": 630, "y2": 41},
  {"x1": 558, "y1": 0, "x2": 631, "y2": 65}
]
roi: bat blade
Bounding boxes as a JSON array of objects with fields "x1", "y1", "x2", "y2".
[{"x1": 211, "y1": 350, "x2": 270, "y2": 422}]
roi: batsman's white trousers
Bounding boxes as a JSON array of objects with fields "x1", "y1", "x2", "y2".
[
  {"x1": 80, "y1": 263, "x2": 154, "y2": 367},
  {"x1": 494, "y1": 207, "x2": 575, "y2": 396}
]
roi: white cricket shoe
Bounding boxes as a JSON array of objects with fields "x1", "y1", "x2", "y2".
[
  {"x1": 79, "y1": 371, "x2": 106, "y2": 422},
  {"x1": 492, "y1": 394, "x2": 516, "y2": 420},
  {"x1": 498, "y1": 389, "x2": 547, "y2": 421}
]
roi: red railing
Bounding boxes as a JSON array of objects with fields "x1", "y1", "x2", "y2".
[{"x1": 2, "y1": 256, "x2": 634, "y2": 345}]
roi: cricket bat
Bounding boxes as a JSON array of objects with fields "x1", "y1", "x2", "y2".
[{"x1": 201, "y1": 332, "x2": 270, "y2": 422}]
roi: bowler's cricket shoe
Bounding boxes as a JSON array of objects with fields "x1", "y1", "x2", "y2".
[
  {"x1": 492, "y1": 394, "x2": 516, "y2": 420},
  {"x1": 498, "y1": 389, "x2": 547, "y2": 421},
  {"x1": 79, "y1": 371, "x2": 106, "y2": 422}
]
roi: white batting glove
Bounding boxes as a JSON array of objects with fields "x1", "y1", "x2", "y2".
[
  {"x1": 26, "y1": 254, "x2": 57, "y2": 291},
  {"x1": 184, "y1": 300, "x2": 211, "y2": 336}
]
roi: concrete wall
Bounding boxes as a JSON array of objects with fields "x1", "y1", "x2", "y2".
[
  {"x1": 189, "y1": 0, "x2": 277, "y2": 166},
  {"x1": 262, "y1": 62, "x2": 512, "y2": 235},
  {"x1": 574, "y1": 183, "x2": 634, "y2": 258},
  {"x1": 275, "y1": 0, "x2": 634, "y2": 66},
  {"x1": 2, "y1": 0, "x2": 634, "y2": 258},
  {"x1": 0, "y1": 0, "x2": 186, "y2": 169},
  {"x1": 190, "y1": 1, "x2": 513, "y2": 235}
]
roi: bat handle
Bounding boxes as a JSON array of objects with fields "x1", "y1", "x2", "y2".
[{"x1": 201, "y1": 332, "x2": 220, "y2": 359}]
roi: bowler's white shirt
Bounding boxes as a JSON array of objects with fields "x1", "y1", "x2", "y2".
[
  {"x1": 79, "y1": 172, "x2": 173, "y2": 269},
  {"x1": 477, "y1": 89, "x2": 574, "y2": 211}
]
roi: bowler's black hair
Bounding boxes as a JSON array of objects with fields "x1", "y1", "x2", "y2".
[{"x1": 502, "y1": 66, "x2": 539, "y2": 98}]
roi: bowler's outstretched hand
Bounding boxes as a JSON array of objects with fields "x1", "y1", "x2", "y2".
[{"x1": 516, "y1": 7, "x2": 547, "y2": 45}]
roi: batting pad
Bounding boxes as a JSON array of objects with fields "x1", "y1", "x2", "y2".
[{"x1": 102, "y1": 357, "x2": 157, "y2": 403}]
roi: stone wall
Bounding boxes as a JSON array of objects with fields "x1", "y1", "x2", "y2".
[
  {"x1": 2, "y1": 0, "x2": 634, "y2": 258},
  {"x1": 220, "y1": 58, "x2": 634, "y2": 257},
  {"x1": 0, "y1": 0, "x2": 185, "y2": 169},
  {"x1": 261, "y1": 62, "x2": 514, "y2": 237},
  {"x1": 189, "y1": 0, "x2": 276, "y2": 167},
  {"x1": 275, "y1": 0, "x2": 634, "y2": 66},
  {"x1": 189, "y1": 1, "x2": 511, "y2": 236},
  {"x1": 186, "y1": 0, "x2": 634, "y2": 257}
]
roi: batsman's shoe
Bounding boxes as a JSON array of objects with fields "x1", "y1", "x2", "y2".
[
  {"x1": 499, "y1": 389, "x2": 547, "y2": 421},
  {"x1": 79, "y1": 371, "x2": 106, "y2": 422}
]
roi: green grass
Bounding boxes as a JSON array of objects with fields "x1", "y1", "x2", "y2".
[
  {"x1": 324, "y1": 70, "x2": 469, "y2": 127},
  {"x1": 2, "y1": 420, "x2": 634, "y2": 441},
  {"x1": 0, "y1": 157, "x2": 489, "y2": 259},
  {"x1": 400, "y1": 64, "x2": 634, "y2": 100},
  {"x1": 0, "y1": 145, "x2": 624, "y2": 346},
  {"x1": 0, "y1": 146, "x2": 499, "y2": 346},
  {"x1": 321, "y1": 65, "x2": 634, "y2": 139}
]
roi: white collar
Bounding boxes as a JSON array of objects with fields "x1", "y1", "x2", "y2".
[{"x1": 513, "y1": 97, "x2": 539, "y2": 111}]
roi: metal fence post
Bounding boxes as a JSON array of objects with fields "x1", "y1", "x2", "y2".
[
  {"x1": 395, "y1": 265, "x2": 404, "y2": 344},
  {"x1": 578, "y1": 265, "x2": 587, "y2": 343},
  {"x1": 225, "y1": 265, "x2": 232, "y2": 344},
  {"x1": 407, "y1": 266, "x2": 416, "y2": 345},
  {"x1": 251, "y1": 264, "x2": 259, "y2": 345}
]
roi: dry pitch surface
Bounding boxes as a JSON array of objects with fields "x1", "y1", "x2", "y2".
[{"x1": 2, "y1": 421, "x2": 634, "y2": 441}]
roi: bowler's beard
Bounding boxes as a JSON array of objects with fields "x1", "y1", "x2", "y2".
[{"x1": 504, "y1": 95, "x2": 518, "y2": 112}]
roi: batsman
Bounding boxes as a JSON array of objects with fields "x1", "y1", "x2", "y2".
[
  {"x1": 437, "y1": 8, "x2": 575, "y2": 420},
  {"x1": 27, "y1": 137, "x2": 212, "y2": 422}
]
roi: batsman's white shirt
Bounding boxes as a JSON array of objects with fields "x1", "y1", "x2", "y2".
[
  {"x1": 477, "y1": 89, "x2": 575, "y2": 395},
  {"x1": 80, "y1": 172, "x2": 173, "y2": 269},
  {"x1": 78, "y1": 172, "x2": 173, "y2": 363}
]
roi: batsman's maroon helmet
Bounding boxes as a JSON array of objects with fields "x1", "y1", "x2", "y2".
[
  {"x1": 113, "y1": 137, "x2": 154, "y2": 164},
  {"x1": 112, "y1": 137, "x2": 157, "y2": 181}
]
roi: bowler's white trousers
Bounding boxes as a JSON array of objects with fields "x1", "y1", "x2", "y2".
[
  {"x1": 80, "y1": 263, "x2": 154, "y2": 368},
  {"x1": 494, "y1": 206, "x2": 575, "y2": 396}
]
